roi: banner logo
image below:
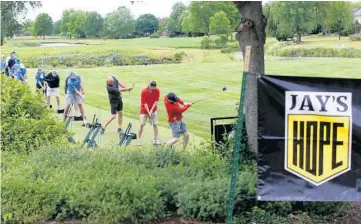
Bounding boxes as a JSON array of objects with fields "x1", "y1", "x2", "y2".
[{"x1": 285, "y1": 91, "x2": 352, "y2": 186}]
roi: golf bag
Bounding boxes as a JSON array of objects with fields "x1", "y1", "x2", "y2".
[
  {"x1": 119, "y1": 122, "x2": 137, "y2": 147},
  {"x1": 83, "y1": 114, "x2": 102, "y2": 148}
]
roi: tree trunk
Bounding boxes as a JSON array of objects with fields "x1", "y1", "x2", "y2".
[
  {"x1": 339, "y1": 33, "x2": 341, "y2": 40},
  {"x1": 234, "y1": 1, "x2": 267, "y2": 153}
]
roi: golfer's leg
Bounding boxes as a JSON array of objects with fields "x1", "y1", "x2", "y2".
[
  {"x1": 77, "y1": 104, "x2": 87, "y2": 122},
  {"x1": 166, "y1": 122, "x2": 180, "y2": 148},
  {"x1": 137, "y1": 114, "x2": 146, "y2": 141},
  {"x1": 152, "y1": 113, "x2": 159, "y2": 141},
  {"x1": 117, "y1": 111, "x2": 123, "y2": 130},
  {"x1": 46, "y1": 95, "x2": 51, "y2": 108},
  {"x1": 74, "y1": 104, "x2": 79, "y2": 116},
  {"x1": 64, "y1": 95, "x2": 72, "y2": 118},
  {"x1": 181, "y1": 121, "x2": 189, "y2": 150},
  {"x1": 183, "y1": 132, "x2": 190, "y2": 150},
  {"x1": 103, "y1": 103, "x2": 116, "y2": 129},
  {"x1": 64, "y1": 104, "x2": 70, "y2": 119},
  {"x1": 56, "y1": 96, "x2": 60, "y2": 109}
]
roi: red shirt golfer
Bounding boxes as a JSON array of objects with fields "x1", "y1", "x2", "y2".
[
  {"x1": 164, "y1": 92, "x2": 192, "y2": 150},
  {"x1": 137, "y1": 81, "x2": 160, "y2": 146}
]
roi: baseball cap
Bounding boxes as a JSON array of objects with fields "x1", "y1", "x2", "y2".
[
  {"x1": 149, "y1": 80, "x2": 157, "y2": 89},
  {"x1": 167, "y1": 92, "x2": 178, "y2": 102}
]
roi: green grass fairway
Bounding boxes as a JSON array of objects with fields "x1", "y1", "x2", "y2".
[{"x1": 25, "y1": 57, "x2": 360, "y2": 143}]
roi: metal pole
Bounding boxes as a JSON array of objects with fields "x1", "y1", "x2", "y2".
[{"x1": 226, "y1": 46, "x2": 251, "y2": 224}]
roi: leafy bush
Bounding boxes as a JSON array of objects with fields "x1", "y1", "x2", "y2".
[
  {"x1": 0, "y1": 76, "x2": 70, "y2": 153},
  {"x1": 174, "y1": 52, "x2": 186, "y2": 62},
  {"x1": 220, "y1": 47, "x2": 233, "y2": 54},
  {"x1": 23, "y1": 53, "x2": 179, "y2": 68},
  {"x1": 150, "y1": 33, "x2": 160, "y2": 38},
  {"x1": 267, "y1": 47, "x2": 361, "y2": 58},
  {"x1": 215, "y1": 34, "x2": 228, "y2": 48},
  {"x1": 200, "y1": 36, "x2": 212, "y2": 49}
]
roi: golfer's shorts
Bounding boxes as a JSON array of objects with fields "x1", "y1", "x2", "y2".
[
  {"x1": 66, "y1": 94, "x2": 82, "y2": 105},
  {"x1": 169, "y1": 120, "x2": 187, "y2": 138},
  {"x1": 140, "y1": 112, "x2": 158, "y2": 125},
  {"x1": 110, "y1": 99, "x2": 123, "y2": 114},
  {"x1": 46, "y1": 87, "x2": 60, "y2": 97}
]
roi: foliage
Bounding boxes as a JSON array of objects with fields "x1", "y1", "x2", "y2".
[
  {"x1": 268, "y1": 46, "x2": 361, "y2": 58},
  {"x1": 0, "y1": 1, "x2": 42, "y2": 45},
  {"x1": 200, "y1": 36, "x2": 212, "y2": 49},
  {"x1": 33, "y1": 13, "x2": 53, "y2": 37},
  {"x1": 23, "y1": 53, "x2": 179, "y2": 68},
  {"x1": 350, "y1": 34, "x2": 361, "y2": 42},
  {"x1": 180, "y1": 10, "x2": 193, "y2": 35},
  {"x1": 53, "y1": 20, "x2": 61, "y2": 35},
  {"x1": 22, "y1": 19, "x2": 35, "y2": 36},
  {"x1": 215, "y1": 34, "x2": 228, "y2": 48},
  {"x1": 103, "y1": 7, "x2": 136, "y2": 39},
  {"x1": 1, "y1": 145, "x2": 252, "y2": 223},
  {"x1": 84, "y1": 12, "x2": 104, "y2": 38},
  {"x1": 136, "y1": 14, "x2": 159, "y2": 36},
  {"x1": 60, "y1": 9, "x2": 87, "y2": 38},
  {"x1": 149, "y1": 33, "x2": 160, "y2": 38},
  {"x1": 169, "y1": 2, "x2": 187, "y2": 33},
  {"x1": 323, "y1": 1, "x2": 354, "y2": 38},
  {"x1": 174, "y1": 51, "x2": 186, "y2": 62},
  {"x1": 209, "y1": 11, "x2": 231, "y2": 35},
  {"x1": 272, "y1": 2, "x2": 318, "y2": 42},
  {"x1": 0, "y1": 76, "x2": 69, "y2": 153}
]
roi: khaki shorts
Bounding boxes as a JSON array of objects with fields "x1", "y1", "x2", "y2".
[
  {"x1": 140, "y1": 112, "x2": 158, "y2": 125},
  {"x1": 47, "y1": 87, "x2": 60, "y2": 97}
]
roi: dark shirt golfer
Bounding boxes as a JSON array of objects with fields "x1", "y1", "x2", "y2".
[{"x1": 101, "y1": 76, "x2": 134, "y2": 134}]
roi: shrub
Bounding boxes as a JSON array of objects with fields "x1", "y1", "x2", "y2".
[
  {"x1": 215, "y1": 34, "x2": 228, "y2": 48},
  {"x1": 267, "y1": 47, "x2": 361, "y2": 58},
  {"x1": 220, "y1": 47, "x2": 233, "y2": 54},
  {"x1": 200, "y1": 36, "x2": 212, "y2": 49},
  {"x1": 0, "y1": 76, "x2": 70, "y2": 153},
  {"x1": 23, "y1": 53, "x2": 179, "y2": 68},
  {"x1": 174, "y1": 52, "x2": 186, "y2": 62},
  {"x1": 150, "y1": 33, "x2": 160, "y2": 38}
]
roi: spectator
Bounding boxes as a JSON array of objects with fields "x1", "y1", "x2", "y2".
[
  {"x1": 35, "y1": 67, "x2": 47, "y2": 103},
  {"x1": 15, "y1": 63, "x2": 27, "y2": 84},
  {"x1": 1, "y1": 55, "x2": 6, "y2": 75}
]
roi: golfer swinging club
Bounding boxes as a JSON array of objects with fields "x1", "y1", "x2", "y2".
[
  {"x1": 137, "y1": 80, "x2": 161, "y2": 146},
  {"x1": 164, "y1": 93, "x2": 192, "y2": 150},
  {"x1": 100, "y1": 76, "x2": 134, "y2": 135}
]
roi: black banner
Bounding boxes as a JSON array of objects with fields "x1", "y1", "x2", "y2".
[{"x1": 257, "y1": 75, "x2": 361, "y2": 201}]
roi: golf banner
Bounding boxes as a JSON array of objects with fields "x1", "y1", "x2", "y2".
[{"x1": 257, "y1": 75, "x2": 361, "y2": 201}]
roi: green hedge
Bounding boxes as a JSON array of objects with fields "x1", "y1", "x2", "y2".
[
  {"x1": 267, "y1": 47, "x2": 361, "y2": 58},
  {"x1": 22, "y1": 53, "x2": 180, "y2": 68},
  {"x1": 0, "y1": 76, "x2": 70, "y2": 153},
  {"x1": 1, "y1": 146, "x2": 256, "y2": 223}
]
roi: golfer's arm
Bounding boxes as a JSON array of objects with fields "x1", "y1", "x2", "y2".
[
  {"x1": 75, "y1": 88, "x2": 83, "y2": 97},
  {"x1": 118, "y1": 81, "x2": 127, "y2": 88},
  {"x1": 144, "y1": 104, "x2": 151, "y2": 114},
  {"x1": 80, "y1": 83, "x2": 85, "y2": 94},
  {"x1": 150, "y1": 101, "x2": 158, "y2": 112}
]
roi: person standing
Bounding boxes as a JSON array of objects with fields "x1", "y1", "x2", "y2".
[
  {"x1": 15, "y1": 63, "x2": 27, "y2": 84},
  {"x1": 1, "y1": 55, "x2": 6, "y2": 75},
  {"x1": 100, "y1": 76, "x2": 134, "y2": 135},
  {"x1": 64, "y1": 72, "x2": 81, "y2": 116},
  {"x1": 137, "y1": 80, "x2": 160, "y2": 146},
  {"x1": 64, "y1": 72, "x2": 88, "y2": 126},
  {"x1": 44, "y1": 70, "x2": 61, "y2": 110},
  {"x1": 164, "y1": 93, "x2": 192, "y2": 150},
  {"x1": 35, "y1": 67, "x2": 47, "y2": 103},
  {"x1": 6, "y1": 52, "x2": 16, "y2": 77}
]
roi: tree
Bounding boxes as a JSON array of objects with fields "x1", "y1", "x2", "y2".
[
  {"x1": 188, "y1": 1, "x2": 239, "y2": 37},
  {"x1": 136, "y1": 14, "x2": 159, "y2": 36},
  {"x1": 53, "y1": 20, "x2": 61, "y2": 35},
  {"x1": 103, "y1": 7, "x2": 135, "y2": 39},
  {"x1": 60, "y1": 9, "x2": 86, "y2": 38},
  {"x1": 233, "y1": 1, "x2": 267, "y2": 153},
  {"x1": 163, "y1": 17, "x2": 178, "y2": 37},
  {"x1": 0, "y1": 1, "x2": 42, "y2": 45},
  {"x1": 22, "y1": 19, "x2": 34, "y2": 36},
  {"x1": 84, "y1": 12, "x2": 104, "y2": 38},
  {"x1": 209, "y1": 11, "x2": 231, "y2": 35},
  {"x1": 170, "y1": 2, "x2": 187, "y2": 33},
  {"x1": 273, "y1": 2, "x2": 318, "y2": 42},
  {"x1": 324, "y1": 1, "x2": 353, "y2": 39},
  {"x1": 33, "y1": 13, "x2": 53, "y2": 38},
  {"x1": 180, "y1": 10, "x2": 193, "y2": 36}
]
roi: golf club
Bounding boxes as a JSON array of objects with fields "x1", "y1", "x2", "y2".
[{"x1": 191, "y1": 85, "x2": 228, "y2": 105}]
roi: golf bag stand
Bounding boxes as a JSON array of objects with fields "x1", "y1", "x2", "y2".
[
  {"x1": 119, "y1": 122, "x2": 137, "y2": 147},
  {"x1": 83, "y1": 114, "x2": 102, "y2": 148}
]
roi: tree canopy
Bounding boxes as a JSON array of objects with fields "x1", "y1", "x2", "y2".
[
  {"x1": 136, "y1": 14, "x2": 159, "y2": 36},
  {"x1": 33, "y1": 13, "x2": 53, "y2": 37}
]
